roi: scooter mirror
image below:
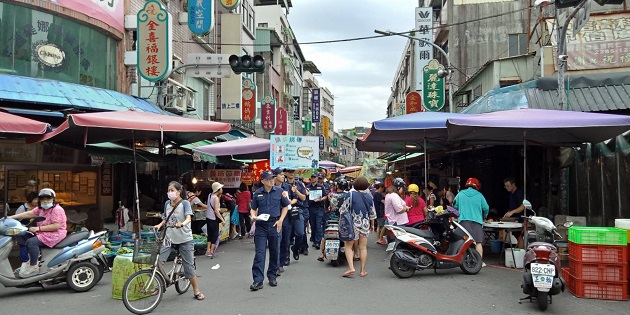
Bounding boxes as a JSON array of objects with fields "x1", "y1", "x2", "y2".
[{"x1": 563, "y1": 221, "x2": 574, "y2": 228}]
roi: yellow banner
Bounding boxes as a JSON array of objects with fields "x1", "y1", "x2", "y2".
[{"x1": 322, "y1": 116, "x2": 329, "y2": 139}]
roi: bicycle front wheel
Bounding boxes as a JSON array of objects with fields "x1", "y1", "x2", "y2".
[
  {"x1": 122, "y1": 269, "x2": 165, "y2": 315},
  {"x1": 174, "y1": 261, "x2": 191, "y2": 294}
]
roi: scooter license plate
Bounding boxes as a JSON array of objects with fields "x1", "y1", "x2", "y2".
[
  {"x1": 531, "y1": 263, "x2": 554, "y2": 289},
  {"x1": 325, "y1": 240, "x2": 339, "y2": 259},
  {"x1": 386, "y1": 242, "x2": 396, "y2": 251}
]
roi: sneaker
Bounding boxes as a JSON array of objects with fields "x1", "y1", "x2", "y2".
[
  {"x1": 278, "y1": 266, "x2": 285, "y2": 273},
  {"x1": 19, "y1": 265, "x2": 39, "y2": 278},
  {"x1": 250, "y1": 281, "x2": 263, "y2": 291},
  {"x1": 482, "y1": 262, "x2": 487, "y2": 267},
  {"x1": 18, "y1": 262, "x2": 29, "y2": 274}
]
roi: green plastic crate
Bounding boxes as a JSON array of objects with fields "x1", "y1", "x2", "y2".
[{"x1": 568, "y1": 226, "x2": 627, "y2": 245}]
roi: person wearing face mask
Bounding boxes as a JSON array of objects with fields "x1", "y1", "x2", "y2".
[
  {"x1": 9, "y1": 188, "x2": 67, "y2": 277},
  {"x1": 153, "y1": 181, "x2": 205, "y2": 300}
]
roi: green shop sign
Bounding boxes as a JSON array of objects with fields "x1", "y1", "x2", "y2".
[{"x1": 422, "y1": 59, "x2": 445, "y2": 112}]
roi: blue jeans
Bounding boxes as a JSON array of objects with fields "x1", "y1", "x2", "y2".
[
  {"x1": 280, "y1": 212, "x2": 305, "y2": 265},
  {"x1": 252, "y1": 219, "x2": 281, "y2": 282},
  {"x1": 309, "y1": 207, "x2": 325, "y2": 245},
  {"x1": 17, "y1": 234, "x2": 45, "y2": 265}
]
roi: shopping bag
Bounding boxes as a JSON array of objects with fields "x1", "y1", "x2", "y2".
[
  {"x1": 230, "y1": 206, "x2": 240, "y2": 225},
  {"x1": 249, "y1": 221, "x2": 256, "y2": 235}
]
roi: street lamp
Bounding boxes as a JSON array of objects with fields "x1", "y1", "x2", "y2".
[
  {"x1": 375, "y1": 29, "x2": 455, "y2": 113},
  {"x1": 535, "y1": 0, "x2": 589, "y2": 110}
]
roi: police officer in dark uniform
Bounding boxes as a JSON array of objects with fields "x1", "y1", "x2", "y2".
[
  {"x1": 272, "y1": 167, "x2": 292, "y2": 273},
  {"x1": 249, "y1": 170, "x2": 290, "y2": 291},
  {"x1": 281, "y1": 168, "x2": 307, "y2": 265},
  {"x1": 307, "y1": 173, "x2": 327, "y2": 250}
]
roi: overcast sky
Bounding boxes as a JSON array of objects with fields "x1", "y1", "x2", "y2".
[{"x1": 288, "y1": 0, "x2": 419, "y2": 130}]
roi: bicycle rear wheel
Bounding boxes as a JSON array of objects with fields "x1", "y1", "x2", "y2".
[
  {"x1": 122, "y1": 269, "x2": 165, "y2": 315},
  {"x1": 174, "y1": 260, "x2": 191, "y2": 294}
]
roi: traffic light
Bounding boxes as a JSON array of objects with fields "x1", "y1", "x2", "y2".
[{"x1": 228, "y1": 54, "x2": 265, "y2": 74}]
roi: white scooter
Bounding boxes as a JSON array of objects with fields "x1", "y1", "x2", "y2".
[{"x1": 0, "y1": 206, "x2": 107, "y2": 292}]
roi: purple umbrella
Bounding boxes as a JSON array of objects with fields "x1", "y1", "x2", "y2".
[
  {"x1": 195, "y1": 136, "x2": 270, "y2": 160},
  {"x1": 447, "y1": 108, "x2": 630, "y2": 197}
]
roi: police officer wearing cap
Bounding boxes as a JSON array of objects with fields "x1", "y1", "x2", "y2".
[
  {"x1": 249, "y1": 170, "x2": 290, "y2": 291},
  {"x1": 307, "y1": 173, "x2": 327, "y2": 250},
  {"x1": 272, "y1": 167, "x2": 292, "y2": 273},
  {"x1": 277, "y1": 168, "x2": 307, "y2": 267}
]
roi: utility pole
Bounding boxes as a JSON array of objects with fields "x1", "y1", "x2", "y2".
[
  {"x1": 556, "y1": 0, "x2": 589, "y2": 110},
  {"x1": 375, "y1": 29, "x2": 454, "y2": 113}
]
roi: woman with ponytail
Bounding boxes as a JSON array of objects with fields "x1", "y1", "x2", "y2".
[{"x1": 405, "y1": 184, "x2": 427, "y2": 226}]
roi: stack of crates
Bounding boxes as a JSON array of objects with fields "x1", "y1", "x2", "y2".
[{"x1": 561, "y1": 226, "x2": 628, "y2": 301}]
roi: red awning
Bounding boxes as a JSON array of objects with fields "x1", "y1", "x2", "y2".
[
  {"x1": 0, "y1": 111, "x2": 50, "y2": 135},
  {"x1": 28, "y1": 110, "x2": 231, "y2": 145}
]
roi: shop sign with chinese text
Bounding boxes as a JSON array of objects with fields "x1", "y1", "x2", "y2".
[
  {"x1": 270, "y1": 136, "x2": 320, "y2": 170},
  {"x1": 292, "y1": 96, "x2": 300, "y2": 120},
  {"x1": 219, "y1": 0, "x2": 240, "y2": 10},
  {"x1": 321, "y1": 116, "x2": 330, "y2": 139},
  {"x1": 261, "y1": 95, "x2": 276, "y2": 132},
  {"x1": 311, "y1": 88, "x2": 321, "y2": 123},
  {"x1": 547, "y1": 13, "x2": 630, "y2": 71},
  {"x1": 207, "y1": 169, "x2": 242, "y2": 188},
  {"x1": 319, "y1": 135, "x2": 325, "y2": 150},
  {"x1": 274, "y1": 107, "x2": 288, "y2": 135},
  {"x1": 303, "y1": 119, "x2": 312, "y2": 132},
  {"x1": 137, "y1": 0, "x2": 172, "y2": 82},
  {"x1": 415, "y1": 7, "x2": 433, "y2": 91},
  {"x1": 188, "y1": 0, "x2": 213, "y2": 35},
  {"x1": 242, "y1": 78, "x2": 256, "y2": 122},
  {"x1": 405, "y1": 91, "x2": 423, "y2": 114},
  {"x1": 248, "y1": 159, "x2": 270, "y2": 181},
  {"x1": 422, "y1": 59, "x2": 445, "y2": 111}
]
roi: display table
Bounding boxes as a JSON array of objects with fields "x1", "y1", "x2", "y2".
[
  {"x1": 111, "y1": 253, "x2": 151, "y2": 300},
  {"x1": 484, "y1": 221, "x2": 523, "y2": 268}
]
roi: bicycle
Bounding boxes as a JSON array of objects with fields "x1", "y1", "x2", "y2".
[{"x1": 122, "y1": 226, "x2": 194, "y2": 315}]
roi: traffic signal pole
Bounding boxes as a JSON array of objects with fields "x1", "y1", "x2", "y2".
[{"x1": 375, "y1": 29, "x2": 454, "y2": 113}]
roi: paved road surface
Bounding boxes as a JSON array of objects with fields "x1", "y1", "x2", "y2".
[{"x1": 1, "y1": 235, "x2": 627, "y2": 314}]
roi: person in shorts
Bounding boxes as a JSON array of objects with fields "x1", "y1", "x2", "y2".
[{"x1": 453, "y1": 178, "x2": 489, "y2": 266}]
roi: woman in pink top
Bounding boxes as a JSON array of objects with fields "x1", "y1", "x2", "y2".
[
  {"x1": 10, "y1": 188, "x2": 67, "y2": 277},
  {"x1": 236, "y1": 182, "x2": 252, "y2": 238},
  {"x1": 405, "y1": 184, "x2": 427, "y2": 226},
  {"x1": 383, "y1": 178, "x2": 409, "y2": 226}
]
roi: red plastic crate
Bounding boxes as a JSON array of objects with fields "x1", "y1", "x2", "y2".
[
  {"x1": 565, "y1": 272, "x2": 629, "y2": 301},
  {"x1": 568, "y1": 258, "x2": 628, "y2": 282},
  {"x1": 568, "y1": 242, "x2": 628, "y2": 263},
  {"x1": 562, "y1": 268, "x2": 571, "y2": 291}
]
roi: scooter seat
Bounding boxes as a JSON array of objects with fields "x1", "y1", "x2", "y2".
[
  {"x1": 53, "y1": 231, "x2": 90, "y2": 248},
  {"x1": 397, "y1": 226, "x2": 435, "y2": 239}
]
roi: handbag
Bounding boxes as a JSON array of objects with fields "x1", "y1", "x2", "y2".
[
  {"x1": 230, "y1": 205, "x2": 240, "y2": 225},
  {"x1": 338, "y1": 192, "x2": 355, "y2": 241}
]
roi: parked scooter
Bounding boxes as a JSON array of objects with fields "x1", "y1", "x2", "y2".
[
  {"x1": 0, "y1": 206, "x2": 107, "y2": 292},
  {"x1": 386, "y1": 206, "x2": 483, "y2": 278},
  {"x1": 519, "y1": 200, "x2": 570, "y2": 311},
  {"x1": 322, "y1": 213, "x2": 345, "y2": 266}
]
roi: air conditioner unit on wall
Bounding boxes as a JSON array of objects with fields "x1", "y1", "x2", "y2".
[{"x1": 164, "y1": 85, "x2": 186, "y2": 114}]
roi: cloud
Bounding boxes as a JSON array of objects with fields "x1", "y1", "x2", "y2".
[{"x1": 289, "y1": 0, "x2": 419, "y2": 130}]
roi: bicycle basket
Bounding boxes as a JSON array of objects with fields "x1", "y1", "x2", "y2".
[{"x1": 132, "y1": 238, "x2": 160, "y2": 265}]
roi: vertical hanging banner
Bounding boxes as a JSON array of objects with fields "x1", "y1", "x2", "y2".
[
  {"x1": 274, "y1": 107, "x2": 288, "y2": 135},
  {"x1": 188, "y1": 0, "x2": 214, "y2": 35},
  {"x1": 415, "y1": 7, "x2": 433, "y2": 92},
  {"x1": 242, "y1": 78, "x2": 256, "y2": 122},
  {"x1": 422, "y1": 59, "x2": 446, "y2": 111},
  {"x1": 319, "y1": 135, "x2": 325, "y2": 150},
  {"x1": 137, "y1": 0, "x2": 172, "y2": 82},
  {"x1": 311, "y1": 88, "x2": 321, "y2": 123},
  {"x1": 321, "y1": 116, "x2": 329, "y2": 139},
  {"x1": 292, "y1": 96, "x2": 300, "y2": 120},
  {"x1": 405, "y1": 91, "x2": 423, "y2": 114},
  {"x1": 261, "y1": 95, "x2": 276, "y2": 132}
]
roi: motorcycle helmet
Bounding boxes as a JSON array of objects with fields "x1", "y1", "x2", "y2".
[
  {"x1": 38, "y1": 188, "x2": 56, "y2": 198},
  {"x1": 392, "y1": 177, "x2": 406, "y2": 190},
  {"x1": 465, "y1": 178, "x2": 481, "y2": 190},
  {"x1": 407, "y1": 184, "x2": 419, "y2": 193},
  {"x1": 335, "y1": 178, "x2": 349, "y2": 191}
]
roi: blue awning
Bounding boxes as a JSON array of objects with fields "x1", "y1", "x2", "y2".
[
  {"x1": 3, "y1": 108, "x2": 65, "y2": 118},
  {"x1": 0, "y1": 74, "x2": 168, "y2": 114}
]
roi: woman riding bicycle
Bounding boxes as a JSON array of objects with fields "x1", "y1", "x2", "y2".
[{"x1": 153, "y1": 181, "x2": 205, "y2": 301}]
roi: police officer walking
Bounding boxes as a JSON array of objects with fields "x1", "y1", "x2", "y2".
[
  {"x1": 284, "y1": 168, "x2": 307, "y2": 263},
  {"x1": 249, "y1": 170, "x2": 290, "y2": 291},
  {"x1": 272, "y1": 167, "x2": 293, "y2": 274},
  {"x1": 307, "y1": 173, "x2": 327, "y2": 250}
]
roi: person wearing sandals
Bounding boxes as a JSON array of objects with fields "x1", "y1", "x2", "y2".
[
  {"x1": 153, "y1": 181, "x2": 205, "y2": 301},
  {"x1": 339, "y1": 176, "x2": 377, "y2": 278},
  {"x1": 205, "y1": 182, "x2": 226, "y2": 258}
]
